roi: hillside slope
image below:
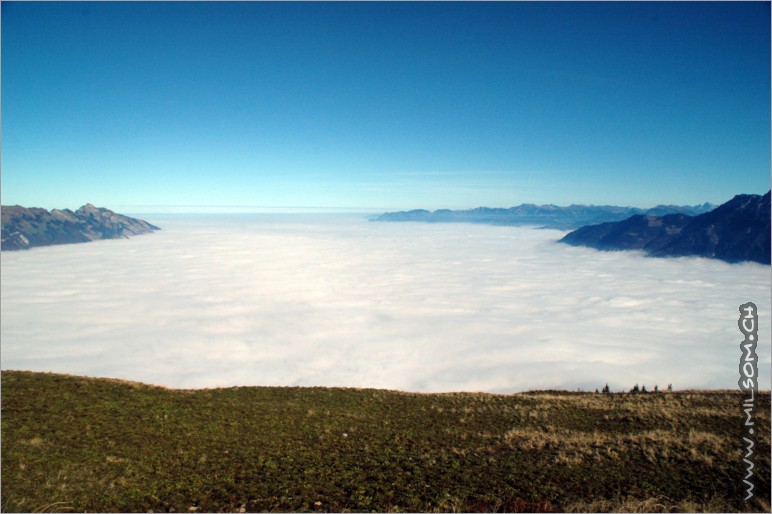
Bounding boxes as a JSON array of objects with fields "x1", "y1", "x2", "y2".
[{"x1": 2, "y1": 371, "x2": 769, "y2": 513}]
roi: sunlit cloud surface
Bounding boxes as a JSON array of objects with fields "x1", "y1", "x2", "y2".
[{"x1": 2, "y1": 215, "x2": 769, "y2": 392}]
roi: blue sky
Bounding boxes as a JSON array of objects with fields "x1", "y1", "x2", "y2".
[{"x1": 2, "y1": 1, "x2": 770, "y2": 213}]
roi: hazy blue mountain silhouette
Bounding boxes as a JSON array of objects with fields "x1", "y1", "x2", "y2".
[
  {"x1": 560, "y1": 191, "x2": 770, "y2": 264},
  {"x1": 373, "y1": 202, "x2": 713, "y2": 230}
]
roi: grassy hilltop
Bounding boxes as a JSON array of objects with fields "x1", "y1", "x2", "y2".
[{"x1": 1, "y1": 371, "x2": 770, "y2": 513}]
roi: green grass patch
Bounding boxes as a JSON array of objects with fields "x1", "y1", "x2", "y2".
[{"x1": 2, "y1": 371, "x2": 769, "y2": 512}]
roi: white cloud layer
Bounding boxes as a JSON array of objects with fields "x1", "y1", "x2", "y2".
[{"x1": 2, "y1": 214, "x2": 770, "y2": 393}]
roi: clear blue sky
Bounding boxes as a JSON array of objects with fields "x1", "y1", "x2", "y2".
[{"x1": 2, "y1": 1, "x2": 770, "y2": 212}]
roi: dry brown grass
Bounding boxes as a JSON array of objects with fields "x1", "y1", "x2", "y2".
[
  {"x1": 501, "y1": 426, "x2": 733, "y2": 467},
  {"x1": 565, "y1": 494, "x2": 771, "y2": 513}
]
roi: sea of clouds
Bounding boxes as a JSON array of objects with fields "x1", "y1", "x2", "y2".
[{"x1": 1, "y1": 214, "x2": 770, "y2": 393}]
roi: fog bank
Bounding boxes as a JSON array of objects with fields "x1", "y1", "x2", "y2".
[{"x1": 2, "y1": 214, "x2": 769, "y2": 392}]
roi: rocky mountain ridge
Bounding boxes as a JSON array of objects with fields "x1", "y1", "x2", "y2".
[{"x1": 1, "y1": 204, "x2": 160, "y2": 251}]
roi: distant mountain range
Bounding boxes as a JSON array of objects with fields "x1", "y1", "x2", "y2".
[
  {"x1": 560, "y1": 191, "x2": 771, "y2": 264},
  {"x1": 372, "y1": 202, "x2": 715, "y2": 230},
  {"x1": 1, "y1": 204, "x2": 160, "y2": 251}
]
